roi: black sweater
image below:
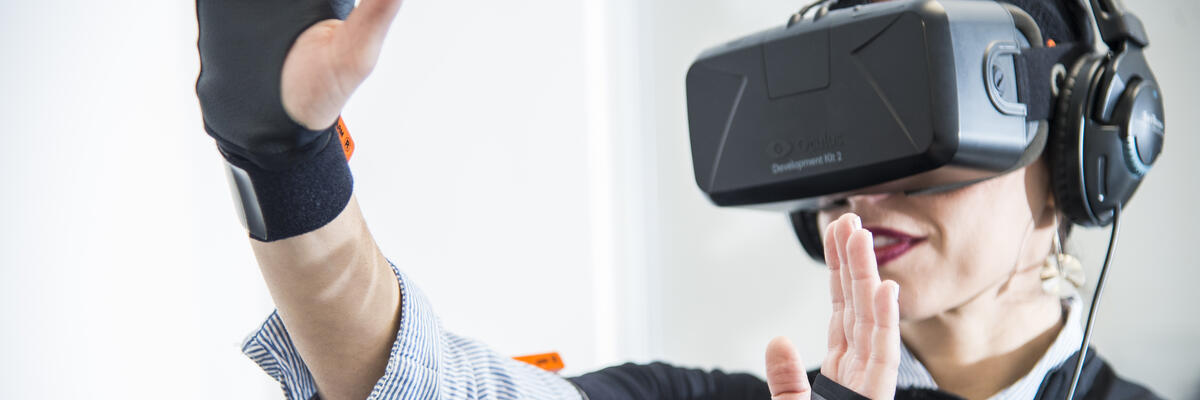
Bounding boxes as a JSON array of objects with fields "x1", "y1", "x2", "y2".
[{"x1": 568, "y1": 348, "x2": 1160, "y2": 400}]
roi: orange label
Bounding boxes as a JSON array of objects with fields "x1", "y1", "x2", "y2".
[
  {"x1": 513, "y1": 352, "x2": 565, "y2": 373},
  {"x1": 335, "y1": 117, "x2": 354, "y2": 161}
]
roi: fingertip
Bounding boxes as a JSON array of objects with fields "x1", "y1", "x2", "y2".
[
  {"x1": 767, "y1": 336, "x2": 798, "y2": 358},
  {"x1": 343, "y1": 0, "x2": 406, "y2": 45},
  {"x1": 876, "y1": 281, "x2": 899, "y2": 304},
  {"x1": 766, "y1": 336, "x2": 812, "y2": 399},
  {"x1": 823, "y1": 219, "x2": 837, "y2": 244},
  {"x1": 836, "y1": 212, "x2": 854, "y2": 229},
  {"x1": 840, "y1": 212, "x2": 861, "y2": 233},
  {"x1": 875, "y1": 281, "x2": 901, "y2": 327},
  {"x1": 852, "y1": 227, "x2": 872, "y2": 249},
  {"x1": 834, "y1": 214, "x2": 858, "y2": 257},
  {"x1": 765, "y1": 335, "x2": 803, "y2": 376},
  {"x1": 846, "y1": 229, "x2": 878, "y2": 274},
  {"x1": 832, "y1": 216, "x2": 849, "y2": 264}
]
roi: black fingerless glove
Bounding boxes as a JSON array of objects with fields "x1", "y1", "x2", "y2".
[
  {"x1": 813, "y1": 374, "x2": 872, "y2": 400},
  {"x1": 195, "y1": 0, "x2": 355, "y2": 241}
]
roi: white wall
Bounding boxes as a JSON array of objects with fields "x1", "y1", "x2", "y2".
[
  {"x1": 639, "y1": 1, "x2": 1200, "y2": 399},
  {"x1": 0, "y1": 0, "x2": 642, "y2": 398},
  {"x1": 0, "y1": 1, "x2": 280, "y2": 397},
  {"x1": 2, "y1": 0, "x2": 1197, "y2": 399}
]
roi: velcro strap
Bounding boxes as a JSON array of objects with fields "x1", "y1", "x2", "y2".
[
  {"x1": 1015, "y1": 43, "x2": 1086, "y2": 121},
  {"x1": 223, "y1": 122, "x2": 353, "y2": 242}
]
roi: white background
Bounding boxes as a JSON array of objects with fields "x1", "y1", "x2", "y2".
[{"x1": 1, "y1": 0, "x2": 1197, "y2": 398}]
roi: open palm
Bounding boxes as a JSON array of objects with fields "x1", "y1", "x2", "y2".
[{"x1": 766, "y1": 213, "x2": 901, "y2": 399}]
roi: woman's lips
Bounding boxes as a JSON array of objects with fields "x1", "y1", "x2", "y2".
[{"x1": 864, "y1": 226, "x2": 927, "y2": 267}]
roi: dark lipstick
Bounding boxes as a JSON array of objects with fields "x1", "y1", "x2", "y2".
[{"x1": 863, "y1": 226, "x2": 927, "y2": 267}]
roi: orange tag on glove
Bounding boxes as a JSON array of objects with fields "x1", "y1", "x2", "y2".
[
  {"x1": 513, "y1": 352, "x2": 565, "y2": 373},
  {"x1": 335, "y1": 117, "x2": 354, "y2": 161}
]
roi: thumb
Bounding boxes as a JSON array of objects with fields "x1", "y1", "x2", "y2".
[
  {"x1": 342, "y1": 0, "x2": 404, "y2": 50},
  {"x1": 766, "y1": 336, "x2": 812, "y2": 400}
]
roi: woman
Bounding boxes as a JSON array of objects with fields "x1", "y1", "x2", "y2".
[
  {"x1": 193, "y1": 0, "x2": 1161, "y2": 398},
  {"x1": 565, "y1": 157, "x2": 1155, "y2": 400}
]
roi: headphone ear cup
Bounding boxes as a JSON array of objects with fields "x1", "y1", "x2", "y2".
[
  {"x1": 1050, "y1": 54, "x2": 1104, "y2": 227},
  {"x1": 789, "y1": 210, "x2": 826, "y2": 263}
]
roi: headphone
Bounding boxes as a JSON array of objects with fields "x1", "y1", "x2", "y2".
[{"x1": 789, "y1": 0, "x2": 1164, "y2": 262}]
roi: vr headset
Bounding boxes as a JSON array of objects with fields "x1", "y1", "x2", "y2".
[{"x1": 685, "y1": 0, "x2": 1164, "y2": 260}]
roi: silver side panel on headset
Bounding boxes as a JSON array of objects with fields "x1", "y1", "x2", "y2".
[{"x1": 943, "y1": 0, "x2": 1041, "y2": 171}]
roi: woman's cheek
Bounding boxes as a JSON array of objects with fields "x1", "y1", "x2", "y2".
[
  {"x1": 891, "y1": 240, "x2": 958, "y2": 319},
  {"x1": 894, "y1": 280, "x2": 940, "y2": 321}
]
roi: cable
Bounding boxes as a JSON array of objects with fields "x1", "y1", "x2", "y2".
[
  {"x1": 790, "y1": 0, "x2": 842, "y2": 26},
  {"x1": 1064, "y1": 205, "x2": 1122, "y2": 400},
  {"x1": 795, "y1": 0, "x2": 827, "y2": 18}
]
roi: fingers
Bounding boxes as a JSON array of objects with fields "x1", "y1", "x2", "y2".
[
  {"x1": 821, "y1": 213, "x2": 900, "y2": 398},
  {"x1": 822, "y1": 220, "x2": 847, "y2": 378},
  {"x1": 766, "y1": 337, "x2": 813, "y2": 400},
  {"x1": 835, "y1": 215, "x2": 857, "y2": 375},
  {"x1": 862, "y1": 281, "x2": 900, "y2": 400},
  {"x1": 343, "y1": 0, "x2": 405, "y2": 46},
  {"x1": 847, "y1": 228, "x2": 881, "y2": 370},
  {"x1": 338, "y1": 0, "x2": 405, "y2": 74},
  {"x1": 823, "y1": 218, "x2": 843, "y2": 302}
]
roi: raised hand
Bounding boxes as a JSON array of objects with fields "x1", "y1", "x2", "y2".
[
  {"x1": 281, "y1": 0, "x2": 405, "y2": 129},
  {"x1": 195, "y1": 0, "x2": 409, "y2": 398},
  {"x1": 197, "y1": 0, "x2": 406, "y2": 169},
  {"x1": 823, "y1": 213, "x2": 901, "y2": 398},
  {"x1": 766, "y1": 213, "x2": 901, "y2": 399}
]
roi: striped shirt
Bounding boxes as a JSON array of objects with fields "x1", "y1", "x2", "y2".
[
  {"x1": 244, "y1": 263, "x2": 1084, "y2": 399},
  {"x1": 896, "y1": 295, "x2": 1084, "y2": 400},
  {"x1": 242, "y1": 261, "x2": 583, "y2": 400}
]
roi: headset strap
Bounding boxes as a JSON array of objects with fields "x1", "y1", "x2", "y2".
[{"x1": 1016, "y1": 43, "x2": 1087, "y2": 121}]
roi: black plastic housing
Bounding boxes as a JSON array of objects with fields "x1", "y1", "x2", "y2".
[{"x1": 686, "y1": 0, "x2": 1040, "y2": 211}]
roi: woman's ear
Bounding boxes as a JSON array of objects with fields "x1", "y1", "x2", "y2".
[{"x1": 1026, "y1": 157, "x2": 1059, "y2": 229}]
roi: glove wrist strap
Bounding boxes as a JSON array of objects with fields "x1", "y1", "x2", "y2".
[{"x1": 223, "y1": 119, "x2": 354, "y2": 242}]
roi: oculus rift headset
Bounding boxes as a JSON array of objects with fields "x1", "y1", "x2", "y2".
[{"x1": 685, "y1": 0, "x2": 1164, "y2": 262}]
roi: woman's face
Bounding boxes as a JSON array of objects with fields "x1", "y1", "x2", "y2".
[{"x1": 817, "y1": 159, "x2": 1057, "y2": 320}]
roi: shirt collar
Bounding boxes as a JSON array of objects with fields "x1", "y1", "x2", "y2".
[{"x1": 895, "y1": 294, "x2": 1084, "y2": 400}]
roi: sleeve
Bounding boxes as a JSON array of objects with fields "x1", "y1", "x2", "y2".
[
  {"x1": 241, "y1": 261, "x2": 584, "y2": 400},
  {"x1": 568, "y1": 362, "x2": 772, "y2": 400},
  {"x1": 810, "y1": 374, "x2": 870, "y2": 400}
]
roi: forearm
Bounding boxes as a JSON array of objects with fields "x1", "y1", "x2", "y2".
[
  {"x1": 197, "y1": 0, "x2": 580, "y2": 396},
  {"x1": 243, "y1": 251, "x2": 584, "y2": 400},
  {"x1": 251, "y1": 194, "x2": 400, "y2": 400}
]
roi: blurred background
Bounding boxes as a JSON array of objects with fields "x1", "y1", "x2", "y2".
[{"x1": 1, "y1": 0, "x2": 1196, "y2": 398}]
